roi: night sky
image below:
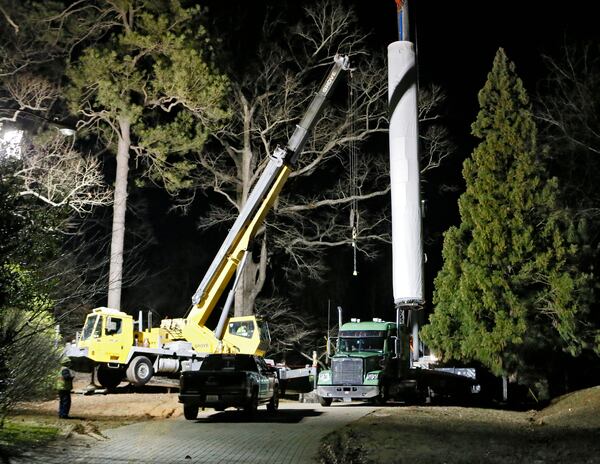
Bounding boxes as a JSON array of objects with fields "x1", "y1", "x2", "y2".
[
  {"x1": 125, "y1": 0, "x2": 600, "y2": 324},
  {"x1": 350, "y1": 0, "x2": 600, "y2": 319}
]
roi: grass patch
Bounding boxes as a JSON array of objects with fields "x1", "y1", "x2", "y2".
[{"x1": 0, "y1": 419, "x2": 60, "y2": 457}]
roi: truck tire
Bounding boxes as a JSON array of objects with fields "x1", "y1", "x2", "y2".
[
  {"x1": 243, "y1": 389, "x2": 258, "y2": 415},
  {"x1": 318, "y1": 396, "x2": 332, "y2": 407},
  {"x1": 96, "y1": 365, "x2": 123, "y2": 390},
  {"x1": 267, "y1": 387, "x2": 279, "y2": 412},
  {"x1": 183, "y1": 404, "x2": 199, "y2": 420},
  {"x1": 126, "y1": 356, "x2": 154, "y2": 386},
  {"x1": 373, "y1": 385, "x2": 388, "y2": 406},
  {"x1": 373, "y1": 392, "x2": 387, "y2": 406}
]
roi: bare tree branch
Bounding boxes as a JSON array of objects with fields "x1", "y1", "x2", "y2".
[
  {"x1": 537, "y1": 44, "x2": 600, "y2": 156},
  {"x1": 7, "y1": 134, "x2": 113, "y2": 215},
  {"x1": 0, "y1": 5, "x2": 19, "y2": 33}
]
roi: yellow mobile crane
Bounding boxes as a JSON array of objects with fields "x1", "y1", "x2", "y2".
[{"x1": 65, "y1": 55, "x2": 351, "y2": 389}]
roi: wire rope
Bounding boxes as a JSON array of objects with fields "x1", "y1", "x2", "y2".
[{"x1": 348, "y1": 69, "x2": 358, "y2": 276}]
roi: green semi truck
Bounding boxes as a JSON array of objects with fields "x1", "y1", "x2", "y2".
[{"x1": 316, "y1": 318, "x2": 477, "y2": 406}]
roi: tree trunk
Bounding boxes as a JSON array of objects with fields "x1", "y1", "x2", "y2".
[
  {"x1": 234, "y1": 235, "x2": 268, "y2": 316},
  {"x1": 107, "y1": 117, "x2": 131, "y2": 309},
  {"x1": 232, "y1": 98, "x2": 264, "y2": 317}
]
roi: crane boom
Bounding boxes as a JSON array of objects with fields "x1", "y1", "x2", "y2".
[{"x1": 189, "y1": 55, "x2": 350, "y2": 327}]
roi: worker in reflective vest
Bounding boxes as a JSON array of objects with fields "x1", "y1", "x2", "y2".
[{"x1": 56, "y1": 360, "x2": 74, "y2": 419}]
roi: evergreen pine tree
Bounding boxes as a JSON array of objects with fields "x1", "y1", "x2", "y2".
[
  {"x1": 66, "y1": 2, "x2": 228, "y2": 308},
  {"x1": 422, "y1": 49, "x2": 592, "y2": 397}
]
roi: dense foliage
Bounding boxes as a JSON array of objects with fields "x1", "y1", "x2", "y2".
[
  {"x1": 422, "y1": 49, "x2": 594, "y2": 398},
  {"x1": 66, "y1": 0, "x2": 229, "y2": 193},
  {"x1": 0, "y1": 163, "x2": 63, "y2": 422}
]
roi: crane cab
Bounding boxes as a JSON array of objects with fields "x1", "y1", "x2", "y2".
[{"x1": 222, "y1": 316, "x2": 271, "y2": 357}]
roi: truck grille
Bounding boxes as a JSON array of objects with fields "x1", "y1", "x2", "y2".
[{"x1": 332, "y1": 358, "x2": 363, "y2": 385}]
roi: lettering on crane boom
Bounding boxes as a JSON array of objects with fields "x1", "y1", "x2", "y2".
[{"x1": 321, "y1": 70, "x2": 339, "y2": 95}]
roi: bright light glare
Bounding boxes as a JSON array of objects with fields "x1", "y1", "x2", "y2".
[
  {"x1": 0, "y1": 126, "x2": 24, "y2": 159},
  {"x1": 58, "y1": 127, "x2": 76, "y2": 136},
  {"x1": 2, "y1": 129, "x2": 23, "y2": 144}
]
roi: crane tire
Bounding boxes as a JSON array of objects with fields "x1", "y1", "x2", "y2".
[
  {"x1": 96, "y1": 365, "x2": 123, "y2": 390},
  {"x1": 126, "y1": 356, "x2": 154, "y2": 386}
]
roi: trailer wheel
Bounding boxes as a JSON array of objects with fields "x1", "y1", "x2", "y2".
[
  {"x1": 267, "y1": 386, "x2": 279, "y2": 412},
  {"x1": 318, "y1": 396, "x2": 332, "y2": 407},
  {"x1": 96, "y1": 365, "x2": 123, "y2": 390},
  {"x1": 126, "y1": 356, "x2": 154, "y2": 386},
  {"x1": 183, "y1": 404, "x2": 199, "y2": 420}
]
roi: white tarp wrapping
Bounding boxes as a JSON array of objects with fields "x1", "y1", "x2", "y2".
[{"x1": 388, "y1": 41, "x2": 424, "y2": 305}]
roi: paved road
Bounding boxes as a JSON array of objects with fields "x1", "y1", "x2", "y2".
[{"x1": 18, "y1": 403, "x2": 375, "y2": 464}]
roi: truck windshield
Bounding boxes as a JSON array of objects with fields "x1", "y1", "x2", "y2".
[
  {"x1": 228, "y1": 321, "x2": 254, "y2": 339},
  {"x1": 338, "y1": 336, "x2": 385, "y2": 353},
  {"x1": 81, "y1": 315, "x2": 98, "y2": 340}
]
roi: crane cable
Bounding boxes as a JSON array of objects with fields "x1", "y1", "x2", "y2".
[{"x1": 348, "y1": 69, "x2": 358, "y2": 276}]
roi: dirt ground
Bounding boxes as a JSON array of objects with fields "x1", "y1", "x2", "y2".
[
  {"x1": 16, "y1": 389, "x2": 181, "y2": 424},
  {"x1": 319, "y1": 385, "x2": 600, "y2": 464},
  {"x1": 10, "y1": 374, "x2": 600, "y2": 464},
  {"x1": 11, "y1": 373, "x2": 182, "y2": 442}
]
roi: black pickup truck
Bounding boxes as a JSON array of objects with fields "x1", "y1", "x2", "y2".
[{"x1": 179, "y1": 354, "x2": 279, "y2": 419}]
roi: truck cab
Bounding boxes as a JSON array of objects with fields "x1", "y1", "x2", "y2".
[
  {"x1": 316, "y1": 319, "x2": 410, "y2": 405},
  {"x1": 69, "y1": 308, "x2": 135, "y2": 372}
]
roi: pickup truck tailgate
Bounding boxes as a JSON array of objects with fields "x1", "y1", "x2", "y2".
[{"x1": 181, "y1": 370, "x2": 246, "y2": 390}]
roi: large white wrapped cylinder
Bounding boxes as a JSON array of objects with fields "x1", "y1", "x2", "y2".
[{"x1": 388, "y1": 41, "x2": 424, "y2": 305}]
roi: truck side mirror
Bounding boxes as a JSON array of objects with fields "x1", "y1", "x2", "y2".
[{"x1": 391, "y1": 335, "x2": 399, "y2": 358}]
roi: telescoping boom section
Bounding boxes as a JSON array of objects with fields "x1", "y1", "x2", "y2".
[{"x1": 161, "y1": 54, "x2": 351, "y2": 356}]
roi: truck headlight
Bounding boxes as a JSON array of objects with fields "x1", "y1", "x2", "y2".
[
  {"x1": 318, "y1": 371, "x2": 331, "y2": 381},
  {"x1": 365, "y1": 372, "x2": 379, "y2": 381}
]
